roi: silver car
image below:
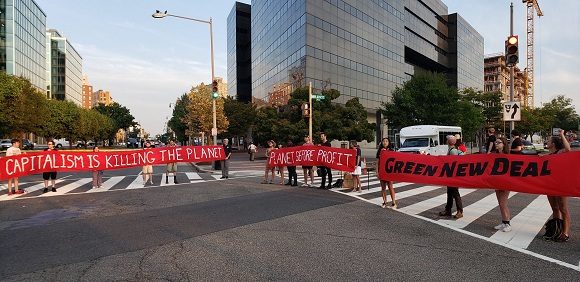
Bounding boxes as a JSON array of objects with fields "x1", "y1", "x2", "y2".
[{"x1": 0, "y1": 139, "x2": 12, "y2": 151}]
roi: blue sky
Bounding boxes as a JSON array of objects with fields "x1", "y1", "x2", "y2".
[{"x1": 35, "y1": 0, "x2": 579, "y2": 134}]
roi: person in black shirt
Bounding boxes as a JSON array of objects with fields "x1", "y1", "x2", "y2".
[
  {"x1": 43, "y1": 140, "x2": 58, "y2": 193},
  {"x1": 510, "y1": 130, "x2": 523, "y2": 154},
  {"x1": 318, "y1": 132, "x2": 332, "y2": 189},
  {"x1": 486, "y1": 128, "x2": 497, "y2": 154},
  {"x1": 285, "y1": 140, "x2": 298, "y2": 186},
  {"x1": 221, "y1": 138, "x2": 232, "y2": 179}
]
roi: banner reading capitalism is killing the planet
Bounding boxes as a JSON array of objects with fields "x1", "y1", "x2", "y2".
[
  {"x1": 268, "y1": 146, "x2": 357, "y2": 172},
  {"x1": 0, "y1": 146, "x2": 225, "y2": 180},
  {"x1": 378, "y1": 151, "x2": 580, "y2": 197}
]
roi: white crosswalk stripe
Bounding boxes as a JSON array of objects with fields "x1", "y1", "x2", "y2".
[
  {"x1": 87, "y1": 176, "x2": 124, "y2": 193},
  {"x1": 40, "y1": 178, "x2": 92, "y2": 197}
]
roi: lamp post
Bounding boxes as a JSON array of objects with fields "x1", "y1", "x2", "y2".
[{"x1": 152, "y1": 10, "x2": 217, "y2": 145}]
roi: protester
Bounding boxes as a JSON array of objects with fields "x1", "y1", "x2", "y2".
[
  {"x1": 439, "y1": 135, "x2": 463, "y2": 219},
  {"x1": 510, "y1": 130, "x2": 523, "y2": 154},
  {"x1": 318, "y1": 132, "x2": 332, "y2": 189},
  {"x1": 276, "y1": 143, "x2": 285, "y2": 185},
  {"x1": 92, "y1": 146, "x2": 103, "y2": 189},
  {"x1": 300, "y1": 136, "x2": 315, "y2": 187},
  {"x1": 350, "y1": 140, "x2": 362, "y2": 192},
  {"x1": 486, "y1": 128, "x2": 497, "y2": 154},
  {"x1": 42, "y1": 140, "x2": 58, "y2": 193},
  {"x1": 166, "y1": 140, "x2": 179, "y2": 183},
  {"x1": 377, "y1": 137, "x2": 397, "y2": 209},
  {"x1": 6, "y1": 139, "x2": 24, "y2": 195},
  {"x1": 285, "y1": 140, "x2": 298, "y2": 186},
  {"x1": 261, "y1": 140, "x2": 276, "y2": 184},
  {"x1": 543, "y1": 130, "x2": 572, "y2": 242},
  {"x1": 248, "y1": 142, "x2": 257, "y2": 161},
  {"x1": 142, "y1": 141, "x2": 153, "y2": 185},
  {"x1": 492, "y1": 137, "x2": 512, "y2": 232},
  {"x1": 220, "y1": 139, "x2": 232, "y2": 180}
]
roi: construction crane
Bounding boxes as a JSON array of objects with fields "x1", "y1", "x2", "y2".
[{"x1": 523, "y1": 0, "x2": 543, "y2": 108}]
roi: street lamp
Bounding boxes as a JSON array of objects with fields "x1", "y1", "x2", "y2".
[{"x1": 152, "y1": 10, "x2": 217, "y2": 145}]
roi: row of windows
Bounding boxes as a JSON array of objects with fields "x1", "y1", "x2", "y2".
[
  {"x1": 251, "y1": 0, "x2": 300, "y2": 47},
  {"x1": 370, "y1": 0, "x2": 405, "y2": 21},
  {"x1": 306, "y1": 45, "x2": 405, "y2": 86},
  {"x1": 405, "y1": 8, "x2": 448, "y2": 43},
  {"x1": 252, "y1": 14, "x2": 305, "y2": 69},
  {"x1": 324, "y1": 0, "x2": 404, "y2": 43},
  {"x1": 309, "y1": 14, "x2": 404, "y2": 65},
  {"x1": 253, "y1": 45, "x2": 306, "y2": 87}
]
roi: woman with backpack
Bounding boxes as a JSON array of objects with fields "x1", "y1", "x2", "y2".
[
  {"x1": 543, "y1": 130, "x2": 571, "y2": 242},
  {"x1": 377, "y1": 137, "x2": 397, "y2": 209}
]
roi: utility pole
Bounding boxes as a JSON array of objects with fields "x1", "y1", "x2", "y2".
[
  {"x1": 509, "y1": 2, "x2": 515, "y2": 136},
  {"x1": 308, "y1": 82, "x2": 313, "y2": 142}
]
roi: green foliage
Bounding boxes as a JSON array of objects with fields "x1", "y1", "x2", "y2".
[
  {"x1": 540, "y1": 95, "x2": 578, "y2": 130},
  {"x1": 184, "y1": 84, "x2": 229, "y2": 144},
  {"x1": 168, "y1": 94, "x2": 190, "y2": 143},
  {"x1": 381, "y1": 72, "x2": 461, "y2": 128},
  {"x1": 223, "y1": 97, "x2": 257, "y2": 137},
  {"x1": 93, "y1": 102, "x2": 137, "y2": 141}
]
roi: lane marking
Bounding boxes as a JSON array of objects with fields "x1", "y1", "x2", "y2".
[
  {"x1": 39, "y1": 178, "x2": 92, "y2": 197},
  {"x1": 439, "y1": 192, "x2": 518, "y2": 229},
  {"x1": 398, "y1": 189, "x2": 476, "y2": 215},
  {"x1": 489, "y1": 196, "x2": 553, "y2": 249},
  {"x1": 87, "y1": 176, "x2": 125, "y2": 193}
]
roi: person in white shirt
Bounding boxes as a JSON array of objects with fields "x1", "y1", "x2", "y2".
[{"x1": 6, "y1": 139, "x2": 24, "y2": 195}]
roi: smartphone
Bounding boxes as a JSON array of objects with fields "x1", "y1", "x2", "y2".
[{"x1": 552, "y1": 128, "x2": 562, "y2": 136}]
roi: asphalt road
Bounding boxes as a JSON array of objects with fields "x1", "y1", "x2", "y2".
[{"x1": 1, "y1": 156, "x2": 579, "y2": 281}]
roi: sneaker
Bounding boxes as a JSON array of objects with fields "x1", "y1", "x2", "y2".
[
  {"x1": 51, "y1": 188, "x2": 57, "y2": 192},
  {"x1": 382, "y1": 202, "x2": 387, "y2": 209},
  {"x1": 300, "y1": 183, "x2": 308, "y2": 187},
  {"x1": 92, "y1": 186, "x2": 97, "y2": 189},
  {"x1": 502, "y1": 224, "x2": 512, "y2": 232},
  {"x1": 43, "y1": 188, "x2": 49, "y2": 193},
  {"x1": 494, "y1": 223, "x2": 505, "y2": 230}
]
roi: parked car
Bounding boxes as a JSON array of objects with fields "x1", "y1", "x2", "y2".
[
  {"x1": 0, "y1": 139, "x2": 11, "y2": 151},
  {"x1": 22, "y1": 139, "x2": 34, "y2": 150},
  {"x1": 127, "y1": 138, "x2": 139, "y2": 148},
  {"x1": 522, "y1": 140, "x2": 535, "y2": 150},
  {"x1": 54, "y1": 138, "x2": 70, "y2": 148},
  {"x1": 570, "y1": 140, "x2": 580, "y2": 148}
]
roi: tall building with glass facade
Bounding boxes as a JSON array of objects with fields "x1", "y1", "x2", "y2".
[
  {"x1": 227, "y1": 2, "x2": 252, "y2": 103},
  {"x1": 230, "y1": 0, "x2": 484, "y2": 144},
  {"x1": 0, "y1": 0, "x2": 47, "y2": 91},
  {"x1": 47, "y1": 29, "x2": 83, "y2": 105}
]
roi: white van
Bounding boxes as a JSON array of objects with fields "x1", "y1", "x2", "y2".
[{"x1": 398, "y1": 125, "x2": 462, "y2": 156}]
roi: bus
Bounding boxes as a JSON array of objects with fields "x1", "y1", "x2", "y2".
[{"x1": 398, "y1": 125, "x2": 462, "y2": 156}]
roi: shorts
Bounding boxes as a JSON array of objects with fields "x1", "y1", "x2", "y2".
[
  {"x1": 352, "y1": 166, "x2": 362, "y2": 176},
  {"x1": 142, "y1": 165, "x2": 153, "y2": 174},
  {"x1": 166, "y1": 163, "x2": 177, "y2": 173},
  {"x1": 42, "y1": 171, "x2": 57, "y2": 180}
]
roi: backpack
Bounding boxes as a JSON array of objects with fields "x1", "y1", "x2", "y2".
[
  {"x1": 332, "y1": 179, "x2": 344, "y2": 188},
  {"x1": 542, "y1": 218, "x2": 563, "y2": 240}
]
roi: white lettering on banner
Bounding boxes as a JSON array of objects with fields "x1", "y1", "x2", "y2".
[{"x1": 6, "y1": 159, "x2": 14, "y2": 175}]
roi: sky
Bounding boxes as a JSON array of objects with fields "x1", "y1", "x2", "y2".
[{"x1": 35, "y1": 0, "x2": 580, "y2": 135}]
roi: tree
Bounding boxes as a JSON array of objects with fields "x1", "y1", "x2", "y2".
[
  {"x1": 93, "y1": 102, "x2": 136, "y2": 144},
  {"x1": 540, "y1": 95, "x2": 578, "y2": 131},
  {"x1": 40, "y1": 99, "x2": 81, "y2": 148},
  {"x1": 184, "y1": 84, "x2": 229, "y2": 144},
  {"x1": 223, "y1": 97, "x2": 257, "y2": 138},
  {"x1": 168, "y1": 94, "x2": 190, "y2": 143},
  {"x1": 380, "y1": 72, "x2": 461, "y2": 129}
]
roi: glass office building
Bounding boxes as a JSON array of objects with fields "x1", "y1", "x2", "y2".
[
  {"x1": 227, "y1": 2, "x2": 252, "y2": 103},
  {"x1": 47, "y1": 29, "x2": 83, "y2": 105},
  {"x1": 0, "y1": 0, "x2": 47, "y2": 91}
]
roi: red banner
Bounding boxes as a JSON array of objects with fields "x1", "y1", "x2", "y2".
[
  {"x1": 268, "y1": 146, "x2": 357, "y2": 172},
  {"x1": 0, "y1": 146, "x2": 225, "y2": 180},
  {"x1": 378, "y1": 151, "x2": 580, "y2": 197}
]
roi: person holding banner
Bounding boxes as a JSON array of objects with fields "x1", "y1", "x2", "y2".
[
  {"x1": 350, "y1": 141, "x2": 362, "y2": 192},
  {"x1": 142, "y1": 141, "x2": 154, "y2": 185},
  {"x1": 301, "y1": 136, "x2": 315, "y2": 187},
  {"x1": 377, "y1": 137, "x2": 397, "y2": 209},
  {"x1": 92, "y1": 146, "x2": 104, "y2": 189},
  {"x1": 42, "y1": 140, "x2": 58, "y2": 193},
  {"x1": 492, "y1": 137, "x2": 512, "y2": 232},
  {"x1": 439, "y1": 135, "x2": 464, "y2": 219},
  {"x1": 544, "y1": 130, "x2": 571, "y2": 242},
  {"x1": 262, "y1": 140, "x2": 277, "y2": 184},
  {"x1": 166, "y1": 141, "x2": 179, "y2": 183},
  {"x1": 285, "y1": 140, "x2": 298, "y2": 186},
  {"x1": 510, "y1": 130, "x2": 523, "y2": 154},
  {"x1": 318, "y1": 132, "x2": 332, "y2": 190},
  {"x1": 5, "y1": 139, "x2": 24, "y2": 195}
]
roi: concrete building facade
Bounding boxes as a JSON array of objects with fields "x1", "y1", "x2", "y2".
[
  {"x1": 484, "y1": 53, "x2": 529, "y2": 106},
  {"x1": 47, "y1": 29, "x2": 83, "y2": 105}
]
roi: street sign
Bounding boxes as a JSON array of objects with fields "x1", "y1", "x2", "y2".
[
  {"x1": 503, "y1": 101, "x2": 521, "y2": 121},
  {"x1": 312, "y1": 94, "x2": 325, "y2": 100}
]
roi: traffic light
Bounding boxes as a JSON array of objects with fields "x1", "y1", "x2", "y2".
[
  {"x1": 211, "y1": 80, "x2": 219, "y2": 100},
  {"x1": 301, "y1": 103, "x2": 310, "y2": 118},
  {"x1": 505, "y1": 35, "x2": 518, "y2": 67}
]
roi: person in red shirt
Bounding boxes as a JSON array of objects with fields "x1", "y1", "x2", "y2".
[{"x1": 455, "y1": 134, "x2": 467, "y2": 154}]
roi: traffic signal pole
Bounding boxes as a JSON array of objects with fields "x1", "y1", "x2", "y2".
[
  {"x1": 309, "y1": 82, "x2": 313, "y2": 142},
  {"x1": 509, "y1": 3, "x2": 515, "y2": 135},
  {"x1": 210, "y1": 17, "x2": 217, "y2": 146}
]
